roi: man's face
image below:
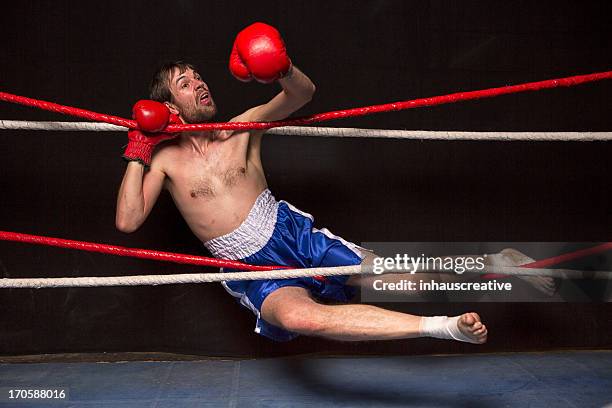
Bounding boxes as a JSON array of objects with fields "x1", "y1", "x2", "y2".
[{"x1": 167, "y1": 68, "x2": 217, "y2": 124}]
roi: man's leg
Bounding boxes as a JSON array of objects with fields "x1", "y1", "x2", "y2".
[
  {"x1": 260, "y1": 286, "x2": 487, "y2": 343},
  {"x1": 350, "y1": 248, "x2": 555, "y2": 297},
  {"x1": 491, "y1": 248, "x2": 556, "y2": 296}
]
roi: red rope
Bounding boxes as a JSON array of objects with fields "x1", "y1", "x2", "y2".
[
  {"x1": 0, "y1": 231, "x2": 284, "y2": 271},
  {"x1": 1, "y1": 231, "x2": 609, "y2": 279},
  {"x1": 0, "y1": 92, "x2": 136, "y2": 128},
  {"x1": 1, "y1": 71, "x2": 610, "y2": 132}
]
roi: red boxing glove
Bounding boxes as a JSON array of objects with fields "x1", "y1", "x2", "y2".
[
  {"x1": 123, "y1": 111, "x2": 181, "y2": 167},
  {"x1": 229, "y1": 22, "x2": 292, "y2": 84},
  {"x1": 132, "y1": 99, "x2": 170, "y2": 132}
]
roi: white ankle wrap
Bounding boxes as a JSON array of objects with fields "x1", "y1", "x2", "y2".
[{"x1": 420, "y1": 316, "x2": 479, "y2": 344}]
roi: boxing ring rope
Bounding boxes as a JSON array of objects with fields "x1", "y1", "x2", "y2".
[
  {"x1": 1, "y1": 120, "x2": 611, "y2": 141},
  {"x1": 1, "y1": 71, "x2": 611, "y2": 287},
  {"x1": 0, "y1": 231, "x2": 610, "y2": 288},
  {"x1": 3, "y1": 265, "x2": 612, "y2": 289},
  {"x1": 0, "y1": 231, "x2": 281, "y2": 272},
  {"x1": 1, "y1": 71, "x2": 611, "y2": 133}
]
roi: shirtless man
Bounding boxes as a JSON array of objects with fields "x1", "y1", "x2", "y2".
[{"x1": 116, "y1": 22, "x2": 490, "y2": 344}]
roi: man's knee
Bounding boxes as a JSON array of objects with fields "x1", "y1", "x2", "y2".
[{"x1": 488, "y1": 248, "x2": 535, "y2": 266}]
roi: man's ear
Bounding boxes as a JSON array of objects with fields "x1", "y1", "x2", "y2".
[{"x1": 165, "y1": 102, "x2": 180, "y2": 115}]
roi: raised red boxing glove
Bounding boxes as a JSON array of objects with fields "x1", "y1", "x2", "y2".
[
  {"x1": 229, "y1": 22, "x2": 292, "y2": 84},
  {"x1": 229, "y1": 43, "x2": 252, "y2": 82},
  {"x1": 132, "y1": 99, "x2": 170, "y2": 132},
  {"x1": 122, "y1": 113, "x2": 181, "y2": 167}
]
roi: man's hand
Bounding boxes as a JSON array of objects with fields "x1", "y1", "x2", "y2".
[
  {"x1": 122, "y1": 100, "x2": 181, "y2": 167},
  {"x1": 229, "y1": 22, "x2": 292, "y2": 83}
]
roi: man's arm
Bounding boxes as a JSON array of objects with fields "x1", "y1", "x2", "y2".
[
  {"x1": 228, "y1": 66, "x2": 315, "y2": 162},
  {"x1": 117, "y1": 103, "x2": 179, "y2": 232},
  {"x1": 115, "y1": 161, "x2": 166, "y2": 233},
  {"x1": 244, "y1": 66, "x2": 315, "y2": 122}
]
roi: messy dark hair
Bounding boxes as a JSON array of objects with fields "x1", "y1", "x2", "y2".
[{"x1": 149, "y1": 61, "x2": 196, "y2": 102}]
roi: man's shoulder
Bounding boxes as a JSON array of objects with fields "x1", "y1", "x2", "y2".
[{"x1": 151, "y1": 141, "x2": 181, "y2": 172}]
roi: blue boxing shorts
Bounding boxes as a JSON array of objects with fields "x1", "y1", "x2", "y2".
[{"x1": 203, "y1": 189, "x2": 365, "y2": 341}]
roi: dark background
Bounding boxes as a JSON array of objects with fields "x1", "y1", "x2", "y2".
[{"x1": 0, "y1": 0, "x2": 610, "y2": 357}]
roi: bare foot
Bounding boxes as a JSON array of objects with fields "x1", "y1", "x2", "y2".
[
  {"x1": 488, "y1": 248, "x2": 557, "y2": 296},
  {"x1": 458, "y1": 312, "x2": 488, "y2": 344}
]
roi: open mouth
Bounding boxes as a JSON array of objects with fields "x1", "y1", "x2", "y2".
[{"x1": 198, "y1": 92, "x2": 210, "y2": 105}]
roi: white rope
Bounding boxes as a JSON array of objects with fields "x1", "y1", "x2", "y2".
[
  {"x1": 0, "y1": 120, "x2": 125, "y2": 132},
  {"x1": 267, "y1": 128, "x2": 612, "y2": 142},
  {"x1": 1, "y1": 264, "x2": 610, "y2": 288},
  {"x1": 1, "y1": 120, "x2": 610, "y2": 141}
]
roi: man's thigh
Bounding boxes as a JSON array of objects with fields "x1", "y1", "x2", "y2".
[{"x1": 260, "y1": 286, "x2": 318, "y2": 328}]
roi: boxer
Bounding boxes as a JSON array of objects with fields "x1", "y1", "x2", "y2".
[{"x1": 118, "y1": 22, "x2": 548, "y2": 343}]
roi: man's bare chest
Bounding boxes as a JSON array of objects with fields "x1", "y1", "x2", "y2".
[
  {"x1": 165, "y1": 152, "x2": 250, "y2": 199},
  {"x1": 187, "y1": 164, "x2": 248, "y2": 199}
]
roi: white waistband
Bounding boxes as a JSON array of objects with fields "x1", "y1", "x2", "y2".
[{"x1": 203, "y1": 189, "x2": 279, "y2": 260}]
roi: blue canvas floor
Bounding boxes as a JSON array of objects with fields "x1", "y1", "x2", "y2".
[{"x1": 1, "y1": 350, "x2": 611, "y2": 407}]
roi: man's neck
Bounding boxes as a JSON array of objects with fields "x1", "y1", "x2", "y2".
[{"x1": 178, "y1": 131, "x2": 215, "y2": 152}]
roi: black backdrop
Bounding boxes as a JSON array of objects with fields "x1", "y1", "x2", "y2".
[{"x1": 1, "y1": 1, "x2": 611, "y2": 357}]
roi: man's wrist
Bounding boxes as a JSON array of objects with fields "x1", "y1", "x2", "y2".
[
  {"x1": 280, "y1": 64, "x2": 295, "y2": 81},
  {"x1": 126, "y1": 159, "x2": 146, "y2": 169},
  {"x1": 122, "y1": 156, "x2": 150, "y2": 168}
]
